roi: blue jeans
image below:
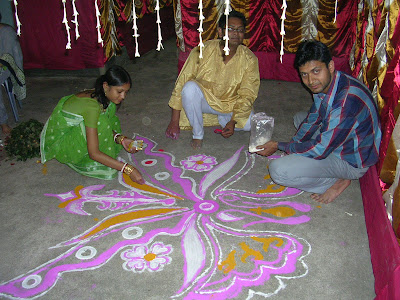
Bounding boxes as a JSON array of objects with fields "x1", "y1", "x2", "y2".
[
  {"x1": 269, "y1": 111, "x2": 369, "y2": 194},
  {"x1": 181, "y1": 81, "x2": 253, "y2": 139}
]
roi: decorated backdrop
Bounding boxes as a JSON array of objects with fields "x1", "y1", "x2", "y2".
[
  {"x1": 174, "y1": 0, "x2": 356, "y2": 81},
  {"x1": 351, "y1": 0, "x2": 400, "y2": 298},
  {"x1": 16, "y1": 0, "x2": 173, "y2": 69}
]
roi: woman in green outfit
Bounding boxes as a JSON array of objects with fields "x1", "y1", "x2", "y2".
[{"x1": 40, "y1": 65, "x2": 144, "y2": 184}]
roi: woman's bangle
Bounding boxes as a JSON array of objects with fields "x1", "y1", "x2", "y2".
[
  {"x1": 115, "y1": 134, "x2": 126, "y2": 145},
  {"x1": 114, "y1": 133, "x2": 121, "y2": 143},
  {"x1": 123, "y1": 164, "x2": 135, "y2": 175},
  {"x1": 121, "y1": 162, "x2": 128, "y2": 173}
]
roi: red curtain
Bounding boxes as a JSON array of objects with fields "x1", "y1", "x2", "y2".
[
  {"x1": 18, "y1": 1, "x2": 104, "y2": 70},
  {"x1": 177, "y1": 0, "x2": 356, "y2": 81},
  {"x1": 360, "y1": 166, "x2": 400, "y2": 300},
  {"x1": 118, "y1": 6, "x2": 176, "y2": 60}
]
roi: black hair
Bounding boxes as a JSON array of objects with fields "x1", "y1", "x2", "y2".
[
  {"x1": 218, "y1": 10, "x2": 247, "y2": 30},
  {"x1": 92, "y1": 65, "x2": 132, "y2": 109},
  {"x1": 294, "y1": 40, "x2": 332, "y2": 70}
]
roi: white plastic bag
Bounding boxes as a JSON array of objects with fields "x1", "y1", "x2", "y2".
[{"x1": 248, "y1": 112, "x2": 274, "y2": 152}]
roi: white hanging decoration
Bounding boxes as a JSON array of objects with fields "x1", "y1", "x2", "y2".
[
  {"x1": 71, "y1": 0, "x2": 80, "y2": 39},
  {"x1": 333, "y1": 0, "x2": 338, "y2": 23},
  {"x1": 197, "y1": 0, "x2": 205, "y2": 58},
  {"x1": 62, "y1": 0, "x2": 72, "y2": 49},
  {"x1": 155, "y1": 0, "x2": 164, "y2": 51},
  {"x1": 13, "y1": 0, "x2": 21, "y2": 36},
  {"x1": 132, "y1": 0, "x2": 140, "y2": 57},
  {"x1": 223, "y1": 0, "x2": 230, "y2": 56},
  {"x1": 95, "y1": 0, "x2": 104, "y2": 46},
  {"x1": 279, "y1": 0, "x2": 287, "y2": 63}
]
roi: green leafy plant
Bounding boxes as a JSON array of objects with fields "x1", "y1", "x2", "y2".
[{"x1": 5, "y1": 119, "x2": 44, "y2": 161}]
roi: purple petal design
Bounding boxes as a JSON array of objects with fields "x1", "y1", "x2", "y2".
[{"x1": 0, "y1": 135, "x2": 312, "y2": 299}]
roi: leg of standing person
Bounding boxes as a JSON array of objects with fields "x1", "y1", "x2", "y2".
[{"x1": 0, "y1": 68, "x2": 12, "y2": 135}]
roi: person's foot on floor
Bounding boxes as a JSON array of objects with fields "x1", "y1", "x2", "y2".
[
  {"x1": 310, "y1": 179, "x2": 351, "y2": 204},
  {"x1": 190, "y1": 139, "x2": 203, "y2": 149},
  {"x1": 1, "y1": 124, "x2": 12, "y2": 136}
]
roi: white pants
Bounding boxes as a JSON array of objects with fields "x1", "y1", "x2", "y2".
[{"x1": 181, "y1": 81, "x2": 252, "y2": 139}]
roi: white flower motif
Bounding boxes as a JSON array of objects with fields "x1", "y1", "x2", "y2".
[
  {"x1": 180, "y1": 154, "x2": 217, "y2": 172},
  {"x1": 121, "y1": 242, "x2": 172, "y2": 273}
]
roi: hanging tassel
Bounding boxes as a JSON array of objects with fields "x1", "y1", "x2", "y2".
[
  {"x1": 223, "y1": 0, "x2": 230, "y2": 56},
  {"x1": 72, "y1": 0, "x2": 80, "y2": 39},
  {"x1": 95, "y1": 0, "x2": 104, "y2": 46},
  {"x1": 155, "y1": 0, "x2": 164, "y2": 51},
  {"x1": 13, "y1": 0, "x2": 22, "y2": 36},
  {"x1": 198, "y1": 0, "x2": 205, "y2": 58},
  {"x1": 333, "y1": 0, "x2": 338, "y2": 23},
  {"x1": 132, "y1": 0, "x2": 140, "y2": 57},
  {"x1": 62, "y1": 0, "x2": 72, "y2": 49},
  {"x1": 279, "y1": 0, "x2": 287, "y2": 63}
]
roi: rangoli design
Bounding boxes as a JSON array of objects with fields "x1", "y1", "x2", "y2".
[{"x1": 0, "y1": 135, "x2": 312, "y2": 299}]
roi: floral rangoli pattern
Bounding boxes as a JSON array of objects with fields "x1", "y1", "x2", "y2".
[
  {"x1": 180, "y1": 154, "x2": 218, "y2": 172},
  {"x1": 0, "y1": 135, "x2": 311, "y2": 299}
]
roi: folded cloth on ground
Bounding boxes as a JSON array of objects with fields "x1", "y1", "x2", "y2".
[{"x1": 0, "y1": 53, "x2": 26, "y2": 101}]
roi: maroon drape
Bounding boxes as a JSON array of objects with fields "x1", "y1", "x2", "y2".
[
  {"x1": 180, "y1": 0, "x2": 202, "y2": 51},
  {"x1": 360, "y1": 166, "x2": 400, "y2": 299},
  {"x1": 18, "y1": 1, "x2": 104, "y2": 70},
  {"x1": 247, "y1": 0, "x2": 281, "y2": 52},
  {"x1": 177, "y1": 0, "x2": 355, "y2": 81},
  {"x1": 118, "y1": 6, "x2": 176, "y2": 60}
]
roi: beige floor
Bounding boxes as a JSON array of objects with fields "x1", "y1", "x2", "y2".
[{"x1": 0, "y1": 38, "x2": 375, "y2": 299}]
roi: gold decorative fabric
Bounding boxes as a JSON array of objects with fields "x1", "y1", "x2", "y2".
[
  {"x1": 199, "y1": 0, "x2": 219, "y2": 44},
  {"x1": 174, "y1": 0, "x2": 185, "y2": 52},
  {"x1": 101, "y1": 0, "x2": 122, "y2": 59},
  {"x1": 393, "y1": 181, "x2": 400, "y2": 245},
  {"x1": 283, "y1": 0, "x2": 306, "y2": 53},
  {"x1": 381, "y1": 105, "x2": 400, "y2": 184},
  {"x1": 168, "y1": 40, "x2": 260, "y2": 129},
  {"x1": 383, "y1": 113, "x2": 400, "y2": 224},
  {"x1": 301, "y1": 0, "x2": 318, "y2": 40}
]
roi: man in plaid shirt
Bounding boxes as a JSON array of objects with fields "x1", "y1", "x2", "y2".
[{"x1": 256, "y1": 40, "x2": 381, "y2": 204}]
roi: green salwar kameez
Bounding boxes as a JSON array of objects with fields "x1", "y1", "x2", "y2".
[{"x1": 40, "y1": 95, "x2": 123, "y2": 180}]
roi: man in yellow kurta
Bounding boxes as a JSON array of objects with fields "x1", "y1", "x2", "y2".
[{"x1": 165, "y1": 10, "x2": 260, "y2": 149}]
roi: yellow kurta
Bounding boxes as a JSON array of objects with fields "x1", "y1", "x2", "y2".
[{"x1": 169, "y1": 40, "x2": 260, "y2": 129}]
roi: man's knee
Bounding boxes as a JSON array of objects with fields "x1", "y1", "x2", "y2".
[
  {"x1": 269, "y1": 159, "x2": 288, "y2": 185},
  {"x1": 293, "y1": 111, "x2": 308, "y2": 129},
  {"x1": 182, "y1": 81, "x2": 200, "y2": 103}
]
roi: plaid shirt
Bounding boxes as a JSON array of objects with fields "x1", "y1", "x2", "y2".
[{"x1": 278, "y1": 71, "x2": 381, "y2": 168}]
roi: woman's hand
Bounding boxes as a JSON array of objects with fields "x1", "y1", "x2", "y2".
[
  {"x1": 129, "y1": 168, "x2": 145, "y2": 184},
  {"x1": 122, "y1": 138, "x2": 139, "y2": 153}
]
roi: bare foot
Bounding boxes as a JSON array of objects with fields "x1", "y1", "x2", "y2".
[
  {"x1": 190, "y1": 139, "x2": 203, "y2": 149},
  {"x1": 1, "y1": 124, "x2": 12, "y2": 136},
  {"x1": 310, "y1": 179, "x2": 351, "y2": 204}
]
